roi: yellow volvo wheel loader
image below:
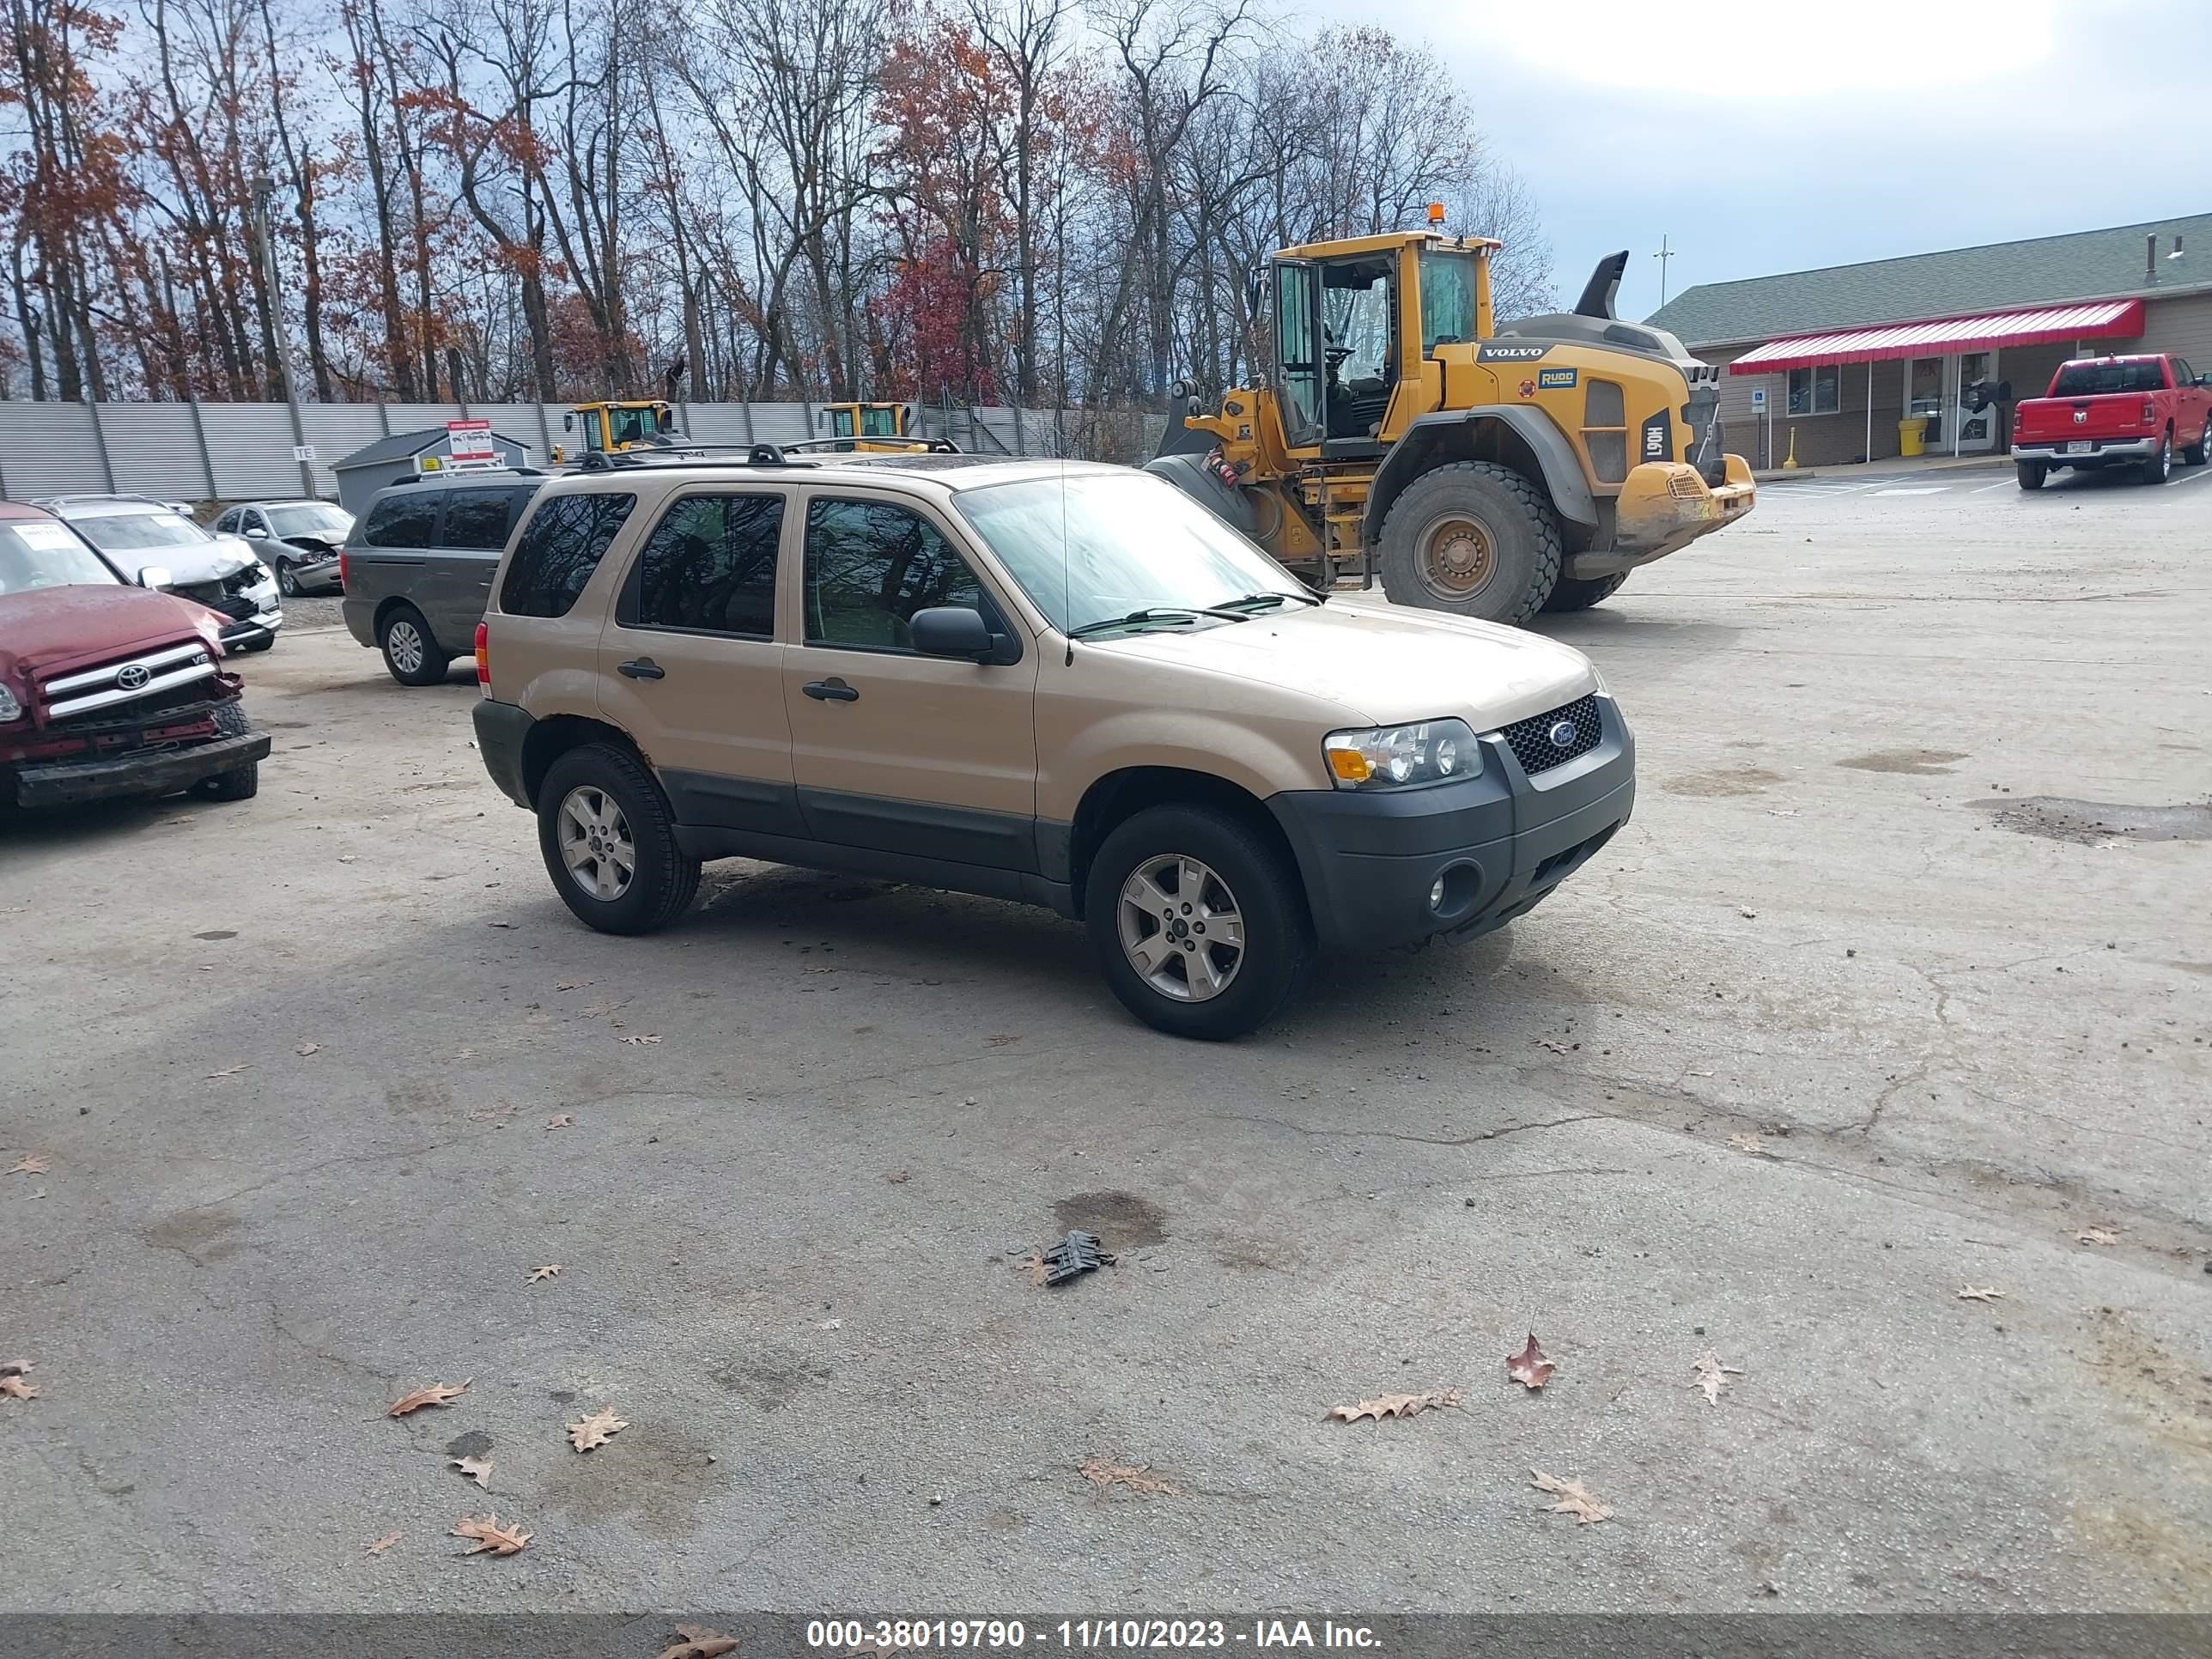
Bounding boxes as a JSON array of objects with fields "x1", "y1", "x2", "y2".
[{"x1": 1146, "y1": 229, "x2": 1754, "y2": 622}]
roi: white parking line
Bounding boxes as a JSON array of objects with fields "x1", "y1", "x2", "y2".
[
  {"x1": 1874, "y1": 485, "x2": 1952, "y2": 495},
  {"x1": 1971, "y1": 479, "x2": 2017, "y2": 494}
]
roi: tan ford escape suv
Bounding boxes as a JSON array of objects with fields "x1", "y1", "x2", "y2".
[{"x1": 470, "y1": 450, "x2": 1634, "y2": 1039}]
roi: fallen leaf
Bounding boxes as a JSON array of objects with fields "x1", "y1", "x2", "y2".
[
  {"x1": 365, "y1": 1531, "x2": 401, "y2": 1556},
  {"x1": 1325, "y1": 1388, "x2": 1462, "y2": 1424},
  {"x1": 1019, "y1": 1252, "x2": 1048, "y2": 1288},
  {"x1": 556, "y1": 981, "x2": 592, "y2": 992},
  {"x1": 1727, "y1": 1132, "x2": 1765, "y2": 1154},
  {"x1": 986, "y1": 1033, "x2": 1017, "y2": 1046},
  {"x1": 1537, "y1": 1039, "x2": 1571, "y2": 1054},
  {"x1": 529, "y1": 1264, "x2": 562, "y2": 1282},
  {"x1": 451, "y1": 1455, "x2": 494, "y2": 1488},
  {"x1": 450, "y1": 1513, "x2": 530, "y2": 1556},
  {"x1": 1531, "y1": 1468, "x2": 1613, "y2": 1524},
  {"x1": 659, "y1": 1626, "x2": 739, "y2": 1659},
  {"x1": 818, "y1": 1317, "x2": 842, "y2": 1330},
  {"x1": 295, "y1": 1042, "x2": 320, "y2": 1056},
  {"x1": 1956, "y1": 1285, "x2": 2005, "y2": 1304},
  {"x1": 544, "y1": 1115, "x2": 572, "y2": 1130},
  {"x1": 885, "y1": 1170, "x2": 909, "y2": 1184},
  {"x1": 1, "y1": 1366, "x2": 38, "y2": 1401},
  {"x1": 486, "y1": 921, "x2": 515, "y2": 929},
  {"x1": 568, "y1": 1405, "x2": 628, "y2": 1452},
  {"x1": 1739, "y1": 908, "x2": 1758, "y2": 920},
  {"x1": 205, "y1": 1063, "x2": 250, "y2": 1081},
  {"x1": 2073, "y1": 1227, "x2": 2118, "y2": 1247},
  {"x1": 1505, "y1": 1334, "x2": 1554, "y2": 1391},
  {"x1": 1079, "y1": 1456, "x2": 1181, "y2": 1495},
  {"x1": 1691, "y1": 1350, "x2": 1743, "y2": 1406},
  {"x1": 337, "y1": 854, "x2": 357, "y2": 863},
  {"x1": 387, "y1": 1379, "x2": 471, "y2": 1416},
  {"x1": 7, "y1": 1154, "x2": 48, "y2": 1176},
  {"x1": 618, "y1": 1034, "x2": 660, "y2": 1046}
]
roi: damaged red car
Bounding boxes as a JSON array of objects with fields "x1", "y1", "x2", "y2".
[{"x1": 1, "y1": 501, "x2": 270, "y2": 815}]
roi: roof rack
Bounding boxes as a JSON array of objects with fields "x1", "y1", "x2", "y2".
[{"x1": 573, "y1": 437, "x2": 961, "y2": 471}]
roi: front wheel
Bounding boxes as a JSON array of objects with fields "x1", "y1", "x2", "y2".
[
  {"x1": 194, "y1": 702, "x2": 259, "y2": 801},
  {"x1": 1084, "y1": 804, "x2": 1310, "y2": 1040},
  {"x1": 535, "y1": 743, "x2": 700, "y2": 935},
  {"x1": 379, "y1": 604, "x2": 450, "y2": 686},
  {"x1": 1377, "y1": 461, "x2": 1562, "y2": 625},
  {"x1": 2185, "y1": 419, "x2": 2211, "y2": 467},
  {"x1": 2015, "y1": 460, "x2": 2046, "y2": 491},
  {"x1": 276, "y1": 559, "x2": 301, "y2": 598},
  {"x1": 2139, "y1": 432, "x2": 2172, "y2": 484},
  {"x1": 1541, "y1": 572, "x2": 1627, "y2": 612}
]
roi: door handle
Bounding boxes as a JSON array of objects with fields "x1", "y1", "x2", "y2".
[
  {"x1": 618, "y1": 658, "x2": 665, "y2": 680},
  {"x1": 802, "y1": 678, "x2": 860, "y2": 702}
]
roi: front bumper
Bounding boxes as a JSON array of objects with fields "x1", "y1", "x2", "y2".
[
  {"x1": 2013, "y1": 439, "x2": 2154, "y2": 463},
  {"x1": 1581, "y1": 454, "x2": 1755, "y2": 577},
  {"x1": 1267, "y1": 694, "x2": 1635, "y2": 952},
  {"x1": 219, "y1": 605, "x2": 282, "y2": 649},
  {"x1": 8, "y1": 728, "x2": 270, "y2": 808}
]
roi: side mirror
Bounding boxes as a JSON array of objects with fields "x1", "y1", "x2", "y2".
[
  {"x1": 1247, "y1": 270, "x2": 1265, "y2": 316},
  {"x1": 138, "y1": 566, "x2": 173, "y2": 590},
  {"x1": 908, "y1": 606, "x2": 994, "y2": 660},
  {"x1": 562, "y1": 413, "x2": 574, "y2": 431},
  {"x1": 245, "y1": 525, "x2": 268, "y2": 538}
]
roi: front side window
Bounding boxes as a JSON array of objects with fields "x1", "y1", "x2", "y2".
[
  {"x1": 440, "y1": 490, "x2": 521, "y2": 551},
  {"x1": 213, "y1": 509, "x2": 239, "y2": 533},
  {"x1": 607, "y1": 406, "x2": 659, "y2": 446},
  {"x1": 500, "y1": 492, "x2": 635, "y2": 617},
  {"x1": 624, "y1": 493, "x2": 784, "y2": 639},
  {"x1": 1419, "y1": 250, "x2": 1477, "y2": 353},
  {"x1": 0, "y1": 520, "x2": 118, "y2": 594},
  {"x1": 830, "y1": 409, "x2": 857, "y2": 438},
  {"x1": 803, "y1": 498, "x2": 988, "y2": 650},
  {"x1": 73, "y1": 510, "x2": 215, "y2": 553},
  {"x1": 362, "y1": 494, "x2": 437, "y2": 548},
  {"x1": 860, "y1": 406, "x2": 897, "y2": 436}
]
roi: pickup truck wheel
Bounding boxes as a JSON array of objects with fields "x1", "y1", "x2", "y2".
[
  {"x1": 379, "y1": 604, "x2": 450, "y2": 686},
  {"x1": 1085, "y1": 804, "x2": 1310, "y2": 1041},
  {"x1": 1379, "y1": 461, "x2": 1562, "y2": 625},
  {"x1": 1541, "y1": 572, "x2": 1627, "y2": 612},
  {"x1": 2015, "y1": 461, "x2": 2047, "y2": 491},
  {"x1": 193, "y1": 702, "x2": 260, "y2": 801},
  {"x1": 2139, "y1": 432, "x2": 2172, "y2": 484},
  {"x1": 2185, "y1": 419, "x2": 2211, "y2": 466},
  {"x1": 536, "y1": 743, "x2": 700, "y2": 935}
]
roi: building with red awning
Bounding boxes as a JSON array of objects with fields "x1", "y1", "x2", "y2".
[{"x1": 1644, "y1": 216, "x2": 2211, "y2": 469}]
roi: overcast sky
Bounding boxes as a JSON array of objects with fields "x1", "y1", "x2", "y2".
[{"x1": 1290, "y1": 0, "x2": 2210, "y2": 321}]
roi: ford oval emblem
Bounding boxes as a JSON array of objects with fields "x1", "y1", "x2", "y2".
[
  {"x1": 1547, "y1": 720, "x2": 1577, "y2": 749},
  {"x1": 116, "y1": 663, "x2": 152, "y2": 691}
]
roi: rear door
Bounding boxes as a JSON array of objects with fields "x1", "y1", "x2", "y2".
[
  {"x1": 431, "y1": 486, "x2": 533, "y2": 649},
  {"x1": 349, "y1": 489, "x2": 442, "y2": 623},
  {"x1": 594, "y1": 486, "x2": 800, "y2": 836},
  {"x1": 2171, "y1": 358, "x2": 2209, "y2": 441}
]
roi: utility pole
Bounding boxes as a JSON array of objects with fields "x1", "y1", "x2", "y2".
[
  {"x1": 254, "y1": 170, "x2": 319, "y2": 500},
  {"x1": 1654, "y1": 235, "x2": 1675, "y2": 310}
]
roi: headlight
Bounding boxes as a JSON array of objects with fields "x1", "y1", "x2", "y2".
[
  {"x1": 0, "y1": 680, "x2": 21, "y2": 722},
  {"x1": 1323, "y1": 719, "x2": 1480, "y2": 789}
]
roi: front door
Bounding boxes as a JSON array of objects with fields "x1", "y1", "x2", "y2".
[
  {"x1": 781, "y1": 489, "x2": 1040, "y2": 872},
  {"x1": 1274, "y1": 259, "x2": 1323, "y2": 451},
  {"x1": 595, "y1": 487, "x2": 800, "y2": 835}
]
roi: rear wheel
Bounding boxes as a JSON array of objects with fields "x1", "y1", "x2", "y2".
[
  {"x1": 379, "y1": 604, "x2": 449, "y2": 686},
  {"x1": 535, "y1": 742, "x2": 700, "y2": 934},
  {"x1": 1084, "y1": 804, "x2": 1310, "y2": 1041},
  {"x1": 2185, "y1": 418, "x2": 2210, "y2": 467},
  {"x1": 2015, "y1": 461, "x2": 2046, "y2": 491},
  {"x1": 1541, "y1": 572, "x2": 1627, "y2": 612},
  {"x1": 1378, "y1": 461, "x2": 1562, "y2": 624},
  {"x1": 2138, "y1": 432, "x2": 2172, "y2": 484}
]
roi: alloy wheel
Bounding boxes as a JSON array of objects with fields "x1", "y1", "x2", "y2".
[
  {"x1": 1117, "y1": 853, "x2": 1245, "y2": 1002},
  {"x1": 277, "y1": 561, "x2": 300, "y2": 597},
  {"x1": 557, "y1": 786, "x2": 635, "y2": 901},
  {"x1": 386, "y1": 617, "x2": 424, "y2": 675}
]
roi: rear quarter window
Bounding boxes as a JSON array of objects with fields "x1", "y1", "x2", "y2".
[
  {"x1": 361, "y1": 493, "x2": 439, "y2": 548},
  {"x1": 500, "y1": 492, "x2": 636, "y2": 617}
]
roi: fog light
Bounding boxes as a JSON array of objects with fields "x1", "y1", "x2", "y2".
[{"x1": 1430, "y1": 877, "x2": 1447, "y2": 910}]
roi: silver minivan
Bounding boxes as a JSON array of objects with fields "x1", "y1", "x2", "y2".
[{"x1": 341, "y1": 471, "x2": 548, "y2": 684}]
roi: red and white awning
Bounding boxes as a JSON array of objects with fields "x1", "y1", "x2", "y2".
[{"x1": 1727, "y1": 300, "x2": 2143, "y2": 374}]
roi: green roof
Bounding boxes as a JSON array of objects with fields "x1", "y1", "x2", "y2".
[{"x1": 1645, "y1": 212, "x2": 2212, "y2": 346}]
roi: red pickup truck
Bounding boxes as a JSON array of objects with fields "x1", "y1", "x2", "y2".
[{"x1": 2011, "y1": 353, "x2": 2212, "y2": 489}]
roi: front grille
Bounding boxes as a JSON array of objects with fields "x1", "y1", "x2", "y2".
[
  {"x1": 1502, "y1": 695, "x2": 1603, "y2": 776},
  {"x1": 176, "y1": 580, "x2": 224, "y2": 606},
  {"x1": 222, "y1": 565, "x2": 263, "y2": 594},
  {"x1": 49, "y1": 675, "x2": 213, "y2": 727}
]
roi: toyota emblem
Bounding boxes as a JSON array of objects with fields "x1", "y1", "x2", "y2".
[
  {"x1": 1547, "y1": 719, "x2": 1578, "y2": 750},
  {"x1": 116, "y1": 663, "x2": 152, "y2": 691}
]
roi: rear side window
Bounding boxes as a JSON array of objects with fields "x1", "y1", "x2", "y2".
[
  {"x1": 439, "y1": 489, "x2": 526, "y2": 551},
  {"x1": 623, "y1": 493, "x2": 783, "y2": 639},
  {"x1": 803, "y1": 497, "x2": 989, "y2": 650},
  {"x1": 361, "y1": 493, "x2": 437, "y2": 548},
  {"x1": 500, "y1": 492, "x2": 635, "y2": 617}
]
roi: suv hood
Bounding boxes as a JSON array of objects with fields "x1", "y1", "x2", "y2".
[
  {"x1": 1099, "y1": 597, "x2": 1599, "y2": 728},
  {"x1": 0, "y1": 584, "x2": 216, "y2": 684}
]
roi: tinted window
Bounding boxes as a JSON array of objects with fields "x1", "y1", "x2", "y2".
[
  {"x1": 804, "y1": 498, "x2": 987, "y2": 650},
  {"x1": 213, "y1": 509, "x2": 239, "y2": 532},
  {"x1": 624, "y1": 493, "x2": 783, "y2": 638},
  {"x1": 440, "y1": 489, "x2": 525, "y2": 551},
  {"x1": 362, "y1": 492, "x2": 438, "y2": 548},
  {"x1": 2051, "y1": 360, "x2": 2166, "y2": 396},
  {"x1": 500, "y1": 492, "x2": 635, "y2": 617}
]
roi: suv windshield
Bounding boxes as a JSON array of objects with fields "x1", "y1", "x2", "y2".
[
  {"x1": 265, "y1": 503, "x2": 353, "y2": 538},
  {"x1": 73, "y1": 510, "x2": 214, "y2": 553},
  {"x1": 954, "y1": 471, "x2": 1306, "y2": 635},
  {"x1": 2051, "y1": 361, "x2": 2166, "y2": 396},
  {"x1": 0, "y1": 520, "x2": 118, "y2": 594}
]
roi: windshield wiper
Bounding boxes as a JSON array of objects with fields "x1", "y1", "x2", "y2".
[
  {"x1": 1218, "y1": 589, "x2": 1321, "y2": 611},
  {"x1": 1066, "y1": 605, "x2": 1255, "y2": 639}
]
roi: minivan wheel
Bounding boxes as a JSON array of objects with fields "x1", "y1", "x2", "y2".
[
  {"x1": 1085, "y1": 804, "x2": 1310, "y2": 1040},
  {"x1": 535, "y1": 743, "x2": 700, "y2": 935},
  {"x1": 379, "y1": 604, "x2": 451, "y2": 686}
]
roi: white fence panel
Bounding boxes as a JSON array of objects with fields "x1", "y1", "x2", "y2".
[
  {"x1": 98, "y1": 404, "x2": 210, "y2": 499},
  {"x1": 300, "y1": 405, "x2": 390, "y2": 495},
  {"x1": 0, "y1": 403, "x2": 111, "y2": 499},
  {"x1": 204, "y1": 404, "x2": 302, "y2": 500}
]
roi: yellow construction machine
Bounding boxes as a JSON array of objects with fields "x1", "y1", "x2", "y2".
[
  {"x1": 1147, "y1": 223, "x2": 1754, "y2": 620},
  {"x1": 819, "y1": 401, "x2": 914, "y2": 451},
  {"x1": 556, "y1": 399, "x2": 679, "y2": 461}
]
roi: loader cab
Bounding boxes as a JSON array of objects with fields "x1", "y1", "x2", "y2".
[
  {"x1": 560, "y1": 399, "x2": 677, "y2": 459},
  {"x1": 821, "y1": 401, "x2": 909, "y2": 451}
]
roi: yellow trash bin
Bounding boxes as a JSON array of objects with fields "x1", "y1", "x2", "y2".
[{"x1": 1898, "y1": 416, "x2": 1928, "y2": 458}]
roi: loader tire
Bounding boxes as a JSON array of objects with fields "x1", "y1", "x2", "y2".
[
  {"x1": 1378, "y1": 461, "x2": 1561, "y2": 625},
  {"x1": 1541, "y1": 572, "x2": 1626, "y2": 613}
]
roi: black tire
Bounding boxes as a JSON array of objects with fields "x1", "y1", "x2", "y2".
[
  {"x1": 2185, "y1": 418, "x2": 2210, "y2": 467},
  {"x1": 239, "y1": 635, "x2": 274, "y2": 653},
  {"x1": 1377, "y1": 461, "x2": 1562, "y2": 624},
  {"x1": 194, "y1": 701, "x2": 259, "y2": 801},
  {"x1": 1541, "y1": 571, "x2": 1627, "y2": 612},
  {"x1": 2138, "y1": 432, "x2": 2172, "y2": 485},
  {"x1": 1084, "y1": 803, "x2": 1311, "y2": 1041},
  {"x1": 276, "y1": 559, "x2": 301, "y2": 597},
  {"x1": 2015, "y1": 461, "x2": 2046, "y2": 491},
  {"x1": 535, "y1": 742, "x2": 700, "y2": 935},
  {"x1": 379, "y1": 603, "x2": 450, "y2": 686}
]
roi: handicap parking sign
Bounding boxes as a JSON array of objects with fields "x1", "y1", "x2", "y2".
[{"x1": 1751, "y1": 387, "x2": 1766, "y2": 410}]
